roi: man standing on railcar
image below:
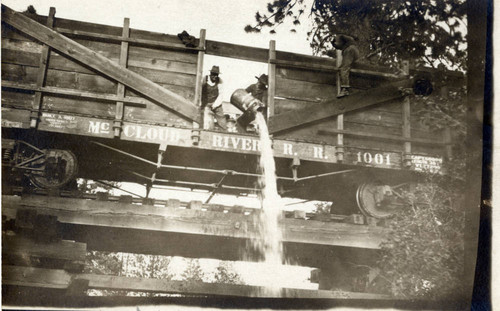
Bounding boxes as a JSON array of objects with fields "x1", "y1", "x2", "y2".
[
  {"x1": 245, "y1": 74, "x2": 268, "y2": 118},
  {"x1": 201, "y1": 65, "x2": 227, "y2": 130},
  {"x1": 327, "y1": 34, "x2": 360, "y2": 98},
  {"x1": 245, "y1": 74, "x2": 268, "y2": 102}
]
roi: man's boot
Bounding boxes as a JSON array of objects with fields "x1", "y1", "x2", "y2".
[{"x1": 337, "y1": 87, "x2": 349, "y2": 98}]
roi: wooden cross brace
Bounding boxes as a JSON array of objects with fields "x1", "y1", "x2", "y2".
[{"x1": 267, "y1": 78, "x2": 415, "y2": 134}]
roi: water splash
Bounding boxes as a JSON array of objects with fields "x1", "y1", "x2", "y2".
[{"x1": 251, "y1": 112, "x2": 284, "y2": 296}]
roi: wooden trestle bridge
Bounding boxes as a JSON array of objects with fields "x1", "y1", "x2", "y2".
[{"x1": 2, "y1": 190, "x2": 389, "y2": 303}]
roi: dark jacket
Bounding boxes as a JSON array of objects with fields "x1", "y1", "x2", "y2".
[
  {"x1": 201, "y1": 76, "x2": 220, "y2": 109},
  {"x1": 245, "y1": 83, "x2": 267, "y2": 102},
  {"x1": 328, "y1": 35, "x2": 360, "y2": 68}
]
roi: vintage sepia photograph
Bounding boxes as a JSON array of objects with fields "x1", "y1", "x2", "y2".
[{"x1": 1, "y1": 0, "x2": 490, "y2": 309}]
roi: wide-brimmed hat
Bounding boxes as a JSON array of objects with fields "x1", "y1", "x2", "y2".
[
  {"x1": 210, "y1": 66, "x2": 220, "y2": 75},
  {"x1": 255, "y1": 74, "x2": 268, "y2": 85},
  {"x1": 332, "y1": 34, "x2": 355, "y2": 45}
]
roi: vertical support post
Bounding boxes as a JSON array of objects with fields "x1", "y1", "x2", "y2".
[
  {"x1": 267, "y1": 40, "x2": 276, "y2": 117},
  {"x1": 336, "y1": 50, "x2": 342, "y2": 95},
  {"x1": 401, "y1": 61, "x2": 412, "y2": 168},
  {"x1": 402, "y1": 97, "x2": 412, "y2": 167},
  {"x1": 146, "y1": 143, "x2": 167, "y2": 198},
  {"x1": 193, "y1": 29, "x2": 206, "y2": 129},
  {"x1": 443, "y1": 127, "x2": 453, "y2": 159},
  {"x1": 335, "y1": 50, "x2": 344, "y2": 162},
  {"x1": 114, "y1": 18, "x2": 130, "y2": 137},
  {"x1": 30, "y1": 7, "x2": 55, "y2": 128}
]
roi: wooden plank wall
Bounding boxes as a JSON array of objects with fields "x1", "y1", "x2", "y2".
[
  {"x1": 1, "y1": 19, "x2": 197, "y2": 127},
  {"x1": 272, "y1": 65, "x2": 444, "y2": 155},
  {"x1": 1, "y1": 10, "x2": 450, "y2": 158}
]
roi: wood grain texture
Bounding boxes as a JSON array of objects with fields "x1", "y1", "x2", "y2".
[
  {"x1": 275, "y1": 76, "x2": 337, "y2": 102},
  {"x1": 2, "y1": 5, "x2": 200, "y2": 122},
  {"x1": 268, "y1": 79, "x2": 413, "y2": 134},
  {"x1": 2, "y1": 235, "x2": 87, "y2": 262},
  {"x1": 2, "y1": 195, "x2": 387, "y2": 250},
  {"x1": 2, "y1": 81, "x2": 148, "y2": 108},
  {"x1": 31, "y1": 7, "x2": 55, "y2": 127},
  {"x1": 2, "y1": 265, "x2": 391, "y2": 299},
  {"x1": 267, "y1": 40, "x2": 276, "y2": 116}
]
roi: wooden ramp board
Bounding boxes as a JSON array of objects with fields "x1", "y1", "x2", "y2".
[
  {"x1": 2, "y1": 265, "x2": 391, "y2": 299},
  {"x1": 2, "y1": 195, "x2": 385, "y2": 267}
]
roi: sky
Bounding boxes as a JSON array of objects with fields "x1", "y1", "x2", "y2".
[{"x1": 2, "y1": 0, "x2": 321, "y2": 290}]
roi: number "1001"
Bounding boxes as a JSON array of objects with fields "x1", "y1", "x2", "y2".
[{"x1": 357, "y1": 152, "x2": 391, "y2": 165}]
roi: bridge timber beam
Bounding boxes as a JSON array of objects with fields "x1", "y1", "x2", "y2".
[
  {"x1": 2, "y1": 195, "x2": 385, "y2": 268},
  {"x1": 2, "y1": 265, "x2": 391, "y2": 300}
]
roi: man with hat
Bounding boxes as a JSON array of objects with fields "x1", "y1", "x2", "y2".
[
  {"x1": 326, "y1": 34, "x2": 360, "y2": 98},
  {"x1": 245, "y1": 74, "x2": 268, "y2": 102},
  {"x1": 201, "y1": 65, "x2": 226, "y2": 130},
  {"x1": 245, "y1": 74, "x2": 268, "y2": 119}
]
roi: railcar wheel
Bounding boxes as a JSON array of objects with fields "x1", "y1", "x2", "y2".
[
  {"x1": 356, "y1": 183, "x2": 404, "y2": 219},
  {"x1": 29, "y1": 149, "x2": 78, "y2": 189}
]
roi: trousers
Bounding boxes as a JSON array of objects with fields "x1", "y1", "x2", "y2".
[{"x1": 204, "y1": 106, "x2": 226, "y2": 130}]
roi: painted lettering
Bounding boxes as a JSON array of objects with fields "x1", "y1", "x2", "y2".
[
  {"x1": 230, "y1": 137, "x2": 241, "y2": 149},
  {"x1": 101, "y1": 122, "x2": 110, "y2": 134},
  {"x1": 213, "y1": 135, "x2": 223, "y2": 147},
  {"x1": 122, "y1": 125, "x2": 180, "y2": 143},
  {"x1": 363, "y1": 152, "x2": 373, "y2": 163},
  {"x1": 146, "y1": 128, "x2": 157, "y2": 140},
  {"x1": 242, "y1": 138, "x2": 252, "y2": 151},
  {"x1": 283, "y1": 143, "x2": 293, "y2": 155},
  {"x1": 88, "y1": 121, "x2": 109, "y2": 134},
  {"x1": 88, "y1": 121, "x2": 100, "y2": 134},
  {"x1": 252, "y1": 139, "x2": 260, "y2": 151},
  {"x1": 357, "y1": 152, "x2": 391, "y2": 166},
  {"x1": 313, "y1": 146, "x2": 324, "y2": 159},
  {"x1": 410, "y1": 155, "x2": 442, "y2": 173},
  {"x1": 123, "y1": 125, "x2": 135, "y2": 137},
  {"x1": 170, "y1": 130, "x2": 180, "y2": 142},
  {"x1": 135, "y1": 126, "x2": 144, "y2": 139}
]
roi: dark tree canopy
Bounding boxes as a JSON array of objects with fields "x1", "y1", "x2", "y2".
[{"x1": 245, "y1": 0, "x2": 467, "y2": 70}]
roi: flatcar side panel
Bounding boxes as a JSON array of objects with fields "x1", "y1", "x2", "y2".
[{"x1": 38, "y1": 113, "x2": 114, "y2": 139}]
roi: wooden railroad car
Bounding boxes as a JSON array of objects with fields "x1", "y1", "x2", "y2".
[{"x1": 1, "y1": 5, "x2": 464, "y2": 218}]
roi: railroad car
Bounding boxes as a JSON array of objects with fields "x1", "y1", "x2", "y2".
[{"x1": 1, "y1": 5, "x2": 464, "y2": 218}]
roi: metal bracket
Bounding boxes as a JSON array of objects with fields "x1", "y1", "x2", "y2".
[
  {"x1": 291, "y1": 157, "x2": 301, "y2": 182},
  {"x1": 146, "y1": 143, "x2": 168, "y2": 198}
]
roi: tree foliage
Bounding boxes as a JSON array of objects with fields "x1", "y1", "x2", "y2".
[
  {"x1": 245, "y1": 0, "x2": 467, "y2": 70},
  {"x1": 376, "y1": 179, "x2": 465, "y2": 299},
  {"x1": 181, "y1": 259, "x2": 205, "y2": 282},
  {"x1": 77, "y1": 179, "x2": 121, "y2": 195},
  {"x1": 213, "y1": 262, "x2": 245, "y2": 285}
]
